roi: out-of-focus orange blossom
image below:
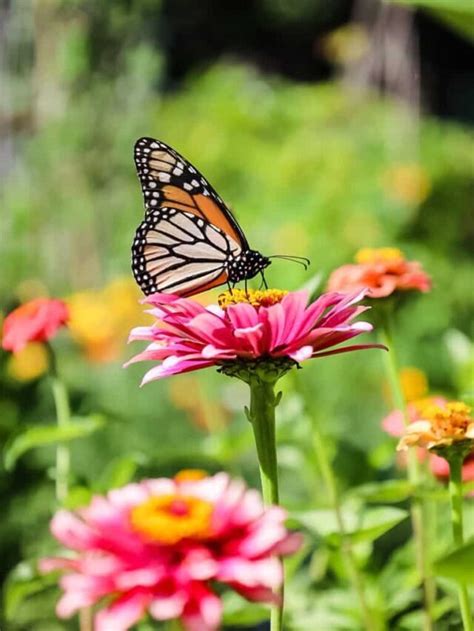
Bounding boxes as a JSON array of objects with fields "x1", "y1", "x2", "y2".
[
  {"x1": 67, "y1": 277, "x2": 149, "y2": 363},
  {"x1": 382, "y1": 164, "x2": 431, "y2": 206},
  {"x1": 7, "y1": 342, "x2": 49, "y2": 381}
]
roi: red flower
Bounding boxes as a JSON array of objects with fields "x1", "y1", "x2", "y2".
[
  {"x1": 2, "y1": 298, "x2": 69, "y2": 353},
  {"x1": 327, "y1": 248, "x2": 431, "y2": 299}
]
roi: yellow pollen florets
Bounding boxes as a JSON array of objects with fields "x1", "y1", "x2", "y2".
[
  {"x1": 355, "y1": 247, "x2": 404, "y2": 264},
  {"x1": 218, "y1": 288, "x2": 288, "y2": 309},
  {"x1": 130, "y1": 494, "x2": 213, "y2": 544},
  {"x1": 398, "y1": 401, "x2": 474, "y2": 452}
]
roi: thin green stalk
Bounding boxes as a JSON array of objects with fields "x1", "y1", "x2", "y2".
[
  {"x1": 311, "y1": 418, "x2": 377, "y2": 631},
  {"x1": 248, "y1": 377, "x2": 281, "y2": 631},
  {"x1": 379, "y1": 320, "x2": 435, "y2": 631},
  {"x1": 46, "y1": 343, "x2": 71, "y2": 504},
  {"x1": 449, "y1": 455, "x2": 473, "y2": 631}
]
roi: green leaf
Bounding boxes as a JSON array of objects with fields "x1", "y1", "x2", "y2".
[
  {"x1": 292, "y1": 506, "x2": 408, "y2": 545},
  {"x1": 4, "y1": 561, "x2": 58, "y2": 621},
  {"x1": 387, "y1": 0, "x2": 474, "y2": 41},
  {"x1": 95, "y1": 454, "x2": 145, "y2": 492},
  {"x1": 349, "y1": 480, "x2": 414, "y2": 503},
  {"x1": 434, "y1": 539, "x2": 474, "y2": 583},
  {"x1": 4, "y1": 415, "x2": 105, "y2": 470},
  {"x1": 221, "y1": 592, "x2": 269, "y2": 625}
]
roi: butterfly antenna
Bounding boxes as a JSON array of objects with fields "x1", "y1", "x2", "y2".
[{"x1": 269, "y1": 255, "x2": 311, "y2": 270}]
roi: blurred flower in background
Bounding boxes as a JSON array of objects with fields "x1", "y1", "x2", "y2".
[
  {"x1": 169, "y1": 376, "x2": 230, "y2": 432},
  {"x1": 6, "y1": 342, "x2": 50, "y2": 381},
  {"x1": 382, "y1": 164, "x2": 431, "y2": 206},
  {"x1": 1, "y1": 298, "x2": 69, "y2": 354},
  {"x1": 319, "y1": 24, "x2": 370, "y2": 66},
  {"x1": 397, "y1": 401, "x2": 474, "y2": 452},
  {"x1": 40, "y1": 471, "x2": 302, "y2": 631},
  {"x1": 68, "y1": 278, "x2": 148, "y2": 363},
  {"x1": 327, "y1": 247, "x2": 432, "y2": 298},
  {"x1": 383, "y1": 394, "x2": 474, "y2": 485}
]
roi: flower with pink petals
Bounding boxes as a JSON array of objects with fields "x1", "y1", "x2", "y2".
[
  {"x1": 382, "y1": 397, "x2": 474, "y2": 486},
  {"x1": 327, "y1": 247, "x2": 431, "y2": 299},
  {"x1": 126, "y1": 288, "x2": 383, "y2": 385},
  {"x1": 40, "y1": 471, "x2": 303, "y2": 631}
]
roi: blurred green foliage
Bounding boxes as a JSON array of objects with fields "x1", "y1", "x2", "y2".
[{"x1": 1, "y1": 2, "x2": 473, "y2": 629}]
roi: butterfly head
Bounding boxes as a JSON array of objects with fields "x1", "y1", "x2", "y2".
[{"x1": 227, "y1": 250, "x2": 271, "y2": 284}]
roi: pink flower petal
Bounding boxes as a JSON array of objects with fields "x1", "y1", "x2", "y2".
[{"x1": 95, "y1": 591, "x2": 151, "y2": 631}]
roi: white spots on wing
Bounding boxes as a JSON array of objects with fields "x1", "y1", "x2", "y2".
[
  {"x1": 150, "y1": 199, "x2": 158, "y2": 206},
  {"x1": 183, "y1": 182, "x2": 193, "y2": 191},
  {"x1": 148, "y1": 182, "x2": 157, "y2": 189},
  {"x1": 151, "y1": 142, "x2": 159, "y2": 148},
  {"x1": 173, "y1": 167, "x2": 183, "y2": 176},
  {"x1": 158, "y1": 173, "x2": 171, "y2": 182},
  {"x1": 191, "y1": 179, "x2": 199, "y2": 187}
]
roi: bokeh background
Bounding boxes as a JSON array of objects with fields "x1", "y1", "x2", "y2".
[{"x1": 1, "y1": 1, "x2": 473, "y2": 629}]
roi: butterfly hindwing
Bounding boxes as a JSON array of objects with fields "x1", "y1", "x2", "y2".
[{"x1": 132, "y1": 205, "x2": 242, "y2": 296}]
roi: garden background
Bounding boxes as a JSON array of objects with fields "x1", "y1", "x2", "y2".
[{"x1": 1, "y1": 1, "x2": 473, "y2": 629}]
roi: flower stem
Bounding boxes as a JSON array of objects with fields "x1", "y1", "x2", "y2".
[
  {"x1": 248, "y1": 376, "x2": 281, "y2": 631},
  {"x1": 379, "y1": 319, "x2": 435, "y2": 631},
  {"x1": 311, "y1": 417, "x2": 377, "y2": 631},
  {"x1": 46, "y1": 343, "x2": 71, "y2": 504},
  {"x1": 448, "y1": 455, "x2": 473, "y2": 631}
]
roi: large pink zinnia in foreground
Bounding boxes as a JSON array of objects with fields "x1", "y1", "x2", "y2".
[
  {"x1": 40, "y1": 471, "x2": 302, "y2": 631},
  {"x1": 126, "y1": 288, "x2": 382, "y2": 385}
]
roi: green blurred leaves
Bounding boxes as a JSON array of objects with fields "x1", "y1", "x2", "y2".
[
  {"x1": 434, "y1": 539, "x2": 474, "y2": 583},
  {"x1": 4, "y1": 414, "x2": 105, "y2": 470},
  {"x1": 292, "y1": 505, "x2": 408, "y2": 545}
]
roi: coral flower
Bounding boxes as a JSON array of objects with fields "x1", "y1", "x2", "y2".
[
  {"x1": 397, "y1": 401, "x2": 474, "y2": 453},
  {"x1": 382, "y1": 397, "x2": 474, "y2": 485},
  {"x1": 126, "y1": 288, "x2": 383, "y2": 385},
  {"x1": 2, "y1": 298, "x2": 69, "y2": 353},
  {"x1": 327, "y1": 247, "x2": 431, "y2": 298},
  {"x1": 40, "y1": 472, "x2": 302, "y2": 631}
]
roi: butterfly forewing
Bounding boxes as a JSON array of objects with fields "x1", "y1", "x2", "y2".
[{"x1": 134, "y1": 137, "x2": 248, "y2": 247}]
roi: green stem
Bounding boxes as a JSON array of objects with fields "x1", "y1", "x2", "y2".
[
  {"x1": 449, "y1": 455, "x2": 473, "y2": 631},
  {"x1": 46, "y1": 343, "x2": 71, "y2": 504},
  {"x1": 248, "y1": 377, "x2": 281, "y2": 631},
  {"x1": 311, "y1": 418, "x2": 377, "y2": 631},
  {"x1": 379, "y1": 319, "x2": 435, "y2": 631}
]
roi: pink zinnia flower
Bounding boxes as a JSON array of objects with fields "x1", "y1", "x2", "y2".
[
  {"x1": 40, "y1": 471, "x2": 302, "y2": 631},
  {"x1": 126, "y1": 288, "x2": 383, "y2": 385},
  {"x1": 327, "y1": 247, "x2": 431, "y2": 299},
  {"x1": 2, "y1": 298, "x2": 69, "y2": 353},
  {"x1": 382, "y1": 397, "x2": 474, "y2": 485}
]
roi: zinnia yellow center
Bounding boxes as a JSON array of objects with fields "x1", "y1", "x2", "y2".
[
  {"x1": 421, "y1": 401, "x2": 473, "y2": 440},
  {"x1": 355, "y1": 247, "x2": 404, "y2": 264},
  {"x1": 130, "y1": 494, "x2": 213, "y2": 544},
  {"x1": 218, "y1": 288, "x2": 288, "y2": 309}
]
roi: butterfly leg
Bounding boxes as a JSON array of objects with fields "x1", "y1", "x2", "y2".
[
  {"x1": 261, "y1": 272, "x2": 268, "y2": 289},
  {"x1": 227, "y1": 281, "x2": 234, "y2": 295}
]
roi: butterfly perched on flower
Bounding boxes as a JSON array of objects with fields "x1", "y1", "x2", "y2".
[{"x1": 131, "y1": 137, "x2": 272, "y2": 297}]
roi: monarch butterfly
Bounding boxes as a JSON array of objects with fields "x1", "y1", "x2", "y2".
[{"x1": 131, "y1": 137, "x2": 308, "y2": 297}]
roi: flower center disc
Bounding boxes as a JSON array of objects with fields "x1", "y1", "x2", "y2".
[
  {"x1": 130, "y1": 494, "x2": 213, "y2": 544},
  {"x1": 218, "y1": 288, "x2": 287, "y2": 309},
  {"x1": 355, "y1": 247, "x2": 404, "y2": 264}
]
